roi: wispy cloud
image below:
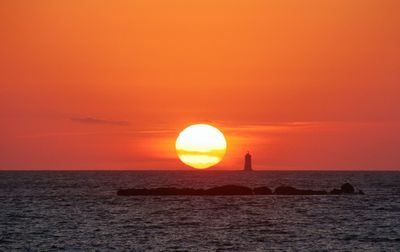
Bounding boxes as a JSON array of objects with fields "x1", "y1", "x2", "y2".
[
  {"x1": 70, "y1": 117, "x2": 130, "y2": 126},
  {"x1": 223, "y1": 121, "x2": 322, "y2": 133}
]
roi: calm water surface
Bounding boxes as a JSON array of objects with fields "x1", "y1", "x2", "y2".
[{"x1": 0, "y1": 171, "x2": 399, "y2": 251}]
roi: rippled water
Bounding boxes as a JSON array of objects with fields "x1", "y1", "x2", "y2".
[{"x1": 0, "y1": 171, "x2": 399, "y2": 251}]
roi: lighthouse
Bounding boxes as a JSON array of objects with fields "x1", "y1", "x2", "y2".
[{"x1": 244, "y1": 152, "x2": 252, "y2": 171}]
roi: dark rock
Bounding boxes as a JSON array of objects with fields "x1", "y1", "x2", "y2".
[
  {"x1": 253, "y1": 186, "x2": 273, "y2": 195},
  {"x1": 341, "y1": 183, "x2": 355, "y2": 194},
  {"x1": 358, "y1": 190, "x2": 365, "y2": 195},
  {"x1": 151, "y1": 187, "x2": 204, "y2": 195},
  {"x1": 274, "y1": 186, "x2": 327, "y2": 195},
  {"x1": 118, "y1": 185, "x2": 253, "y2": 196},
  {"x1": 330, "y1": 188, "x2": 342, "y2": 195},
  {"x1": 204, "y1": 185, "x2": 253, "y2": 195},
  {"x1": 117, "y1": 183, "x2": 361, "y2": 196},
  {"x1": 301, "y1": 189, "x2": 327, "y2": 195},
  {"x1": 274, "y1": 186, "x2": 299, "y2": 195},
  {"x1": 330, "y1": 183, "x2": 356, "y2": 195}
]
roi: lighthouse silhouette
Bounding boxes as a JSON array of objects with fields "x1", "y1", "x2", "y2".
[{"x1": 244, "y1": 152, "x2": 252, "y2": 171}]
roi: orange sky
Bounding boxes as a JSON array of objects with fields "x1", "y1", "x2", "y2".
[{"x1": 1, "y1": 0, "x2": 400, "y2": 170}]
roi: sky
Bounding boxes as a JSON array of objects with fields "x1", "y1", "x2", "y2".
[{"x1": 1, "y1": 0, "x2": 400, "y2": 170}]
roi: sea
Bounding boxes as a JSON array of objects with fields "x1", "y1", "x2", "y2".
[{"x1": 0, "y1": 171, "x2": 399, "y2": 251}]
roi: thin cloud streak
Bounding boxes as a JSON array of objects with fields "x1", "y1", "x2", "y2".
[
  {"x1": 223, "y1": 121, "x2": 400, "y2": 133},
  {"x1": 71, "y1": 117, "x2": 130, "y2": 126},
  {"x1": 16, "y1": 129, "x2": 176, "y2": 139}
]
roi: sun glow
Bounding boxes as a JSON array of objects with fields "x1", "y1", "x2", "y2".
[{"x1": 176, "y1": 124, "x2": 227, "y2": 169}]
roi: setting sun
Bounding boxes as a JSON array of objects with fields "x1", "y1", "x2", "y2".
[{"x1": 176, "y1": 124, "x2": 227, "y2": 169}]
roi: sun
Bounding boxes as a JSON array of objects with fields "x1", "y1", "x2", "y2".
[{"x1": 175, "y1": 124, "x2": 227, "y2": 169}]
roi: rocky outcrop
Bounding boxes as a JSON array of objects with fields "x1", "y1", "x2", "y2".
[
  {"x1": 117, "y1": 185, "x2": 255, "y2": 196},
  {"x1": 341, "y1": 183, "x2": 355, "y2": 193},
  {"x1": 274, "y1": 186, "x2": 327, "y2": 195},
  {"x1": 117, "y1": 183, "x2": 363, "y2": 196},
  {"x1": 330, "y1": 183, "x2": 362, "y2": 195},
  {"x1": 204, "y1": 185, "x2": 253, "y2": 195},
  {"x1": 253, "y1": 186, "x2": 273, "y2": 195}
]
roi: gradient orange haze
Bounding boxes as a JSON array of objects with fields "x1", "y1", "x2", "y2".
[{"x1": 1, "y1": 1, "x2": 400, "y2": 170}]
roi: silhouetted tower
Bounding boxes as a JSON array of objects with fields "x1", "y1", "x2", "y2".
[{"x1": 244, "y1": 152, "x2": 252, "y2": 171}]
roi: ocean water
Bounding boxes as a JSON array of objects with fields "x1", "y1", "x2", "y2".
[{"x1": 0, "y1": 171, "x2": 399, "y2": 251}]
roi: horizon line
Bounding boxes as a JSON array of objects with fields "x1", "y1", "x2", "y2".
[{"x1": 0, "y1": 169, "x2": 399, "y2": 172}]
